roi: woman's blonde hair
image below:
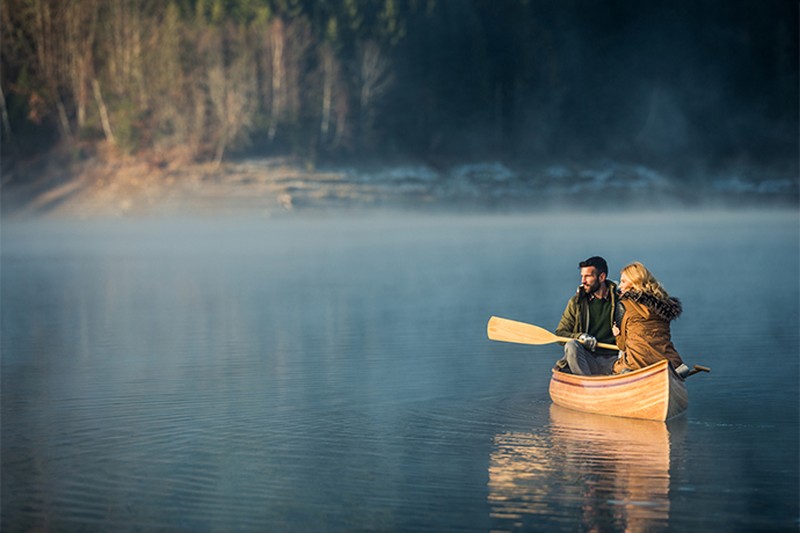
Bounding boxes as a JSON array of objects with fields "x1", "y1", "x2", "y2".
[{"x1": 620, "y1": 262, "x2": 671, "y2": 300}]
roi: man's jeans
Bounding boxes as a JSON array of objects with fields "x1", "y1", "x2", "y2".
[{"x1": 556, "y1": 340, "x2": 617, "y2": 375}]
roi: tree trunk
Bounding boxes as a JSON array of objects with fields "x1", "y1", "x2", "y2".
[
  {"x1": 55, "y1": 98, "x2": 72, "y2": 139},
  {"x1": 92, "y1": 77, "x2": 116, "y2": 145},
  {"x1": 0, "y1": 84, "x2": 14, "y2": 148},
  {"x1": 213, "y1": 128, "x2": 227, "y2": 169},
  {"x1": 320, "y1": 47, "x2": 333, "y2": 142},
  {"x1": 267, "y1": 20, "x2": 284, "y2": 142},
  {"x1": 358, "y1": 41, "x2": 392, "y2": 150},
  {"x1": 66, "y1": 1, "x2": 98, "y2": 133}
]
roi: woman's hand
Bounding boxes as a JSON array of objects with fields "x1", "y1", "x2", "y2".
[{"x1": 612, "y1": 325, "x2": 620, "y2": 337}]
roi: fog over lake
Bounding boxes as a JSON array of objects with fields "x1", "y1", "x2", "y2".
[{"x1": 2, "y1": 209, "x2": 798, "y2": 532}]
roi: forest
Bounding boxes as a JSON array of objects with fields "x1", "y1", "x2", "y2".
[{"x1": 1, "y1": 0, "x2": 797, "y2": 182}]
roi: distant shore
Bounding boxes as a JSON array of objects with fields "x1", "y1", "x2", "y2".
[{"x1": 2, "y1": 145, "x2": 797, "y2": 219}]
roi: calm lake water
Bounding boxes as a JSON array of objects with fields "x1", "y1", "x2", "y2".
[{"x1": 2, "y1": 210, "x2": 798, "y2": 532}]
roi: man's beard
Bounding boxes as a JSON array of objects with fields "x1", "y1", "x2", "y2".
[{"x1": 583, "y1": 281, "x2": 600, "y2": 293}]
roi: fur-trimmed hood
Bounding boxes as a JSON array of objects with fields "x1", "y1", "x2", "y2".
[{"x1": 620, "y1": 290, "x2": 682, "y2": 321}]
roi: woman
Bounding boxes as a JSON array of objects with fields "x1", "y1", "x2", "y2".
[{"x1": 612, "y1": 262, "x2": 687, "y2": 375}]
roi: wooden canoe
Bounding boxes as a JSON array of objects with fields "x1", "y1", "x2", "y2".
[{"x1": 549, "y1": 359, "x2": 688, "y2": 421}]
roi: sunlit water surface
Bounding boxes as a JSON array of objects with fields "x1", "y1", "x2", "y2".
[{"x1": 2, "y1": 211, "x2": 798, "y2": 532}]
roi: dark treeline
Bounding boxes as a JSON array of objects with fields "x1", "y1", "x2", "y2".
[{"x1": 1, "y1": 0, "x2": 797, "y2": 176}]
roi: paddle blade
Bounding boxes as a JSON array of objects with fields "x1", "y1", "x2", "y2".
[{"x1": 487, "y1": 316, "x2": 562, "y2": 346}]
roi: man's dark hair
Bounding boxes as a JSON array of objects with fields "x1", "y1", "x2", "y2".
[{"x1": 579, "y1": 256, "x2": 608, "y2": 275}]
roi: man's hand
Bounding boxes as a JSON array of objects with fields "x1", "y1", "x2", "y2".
[{"x1": 578, "y1": 334, "x2": 597, "y2": 351}]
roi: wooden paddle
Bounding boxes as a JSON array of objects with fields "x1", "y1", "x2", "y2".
[{"x1": 487, "y1": 316, "x2": 620, "y2": 351}]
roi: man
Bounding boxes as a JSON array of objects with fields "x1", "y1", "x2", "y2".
[{"x1": 554, "y1": 256, "x2": 619, "y2": 375}]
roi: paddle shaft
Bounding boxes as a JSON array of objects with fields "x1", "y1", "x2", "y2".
[
  {"x1": 487, "y1": 316, "x2": 619, "y2": 351},
  {"x1": 551, "y1": 334, "x2": 619, "y2": 352},
  {"x1": 686, "y1": 365, "x2": 711, "y2": 377}
]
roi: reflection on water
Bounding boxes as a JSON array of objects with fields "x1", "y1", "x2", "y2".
[{"x1": 489, "y1": 404, "x2": 686, "y2": 532}]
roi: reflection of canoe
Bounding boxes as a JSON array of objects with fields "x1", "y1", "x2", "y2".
[
  {"x1": 488, "y1": 404, "x2": 683, "y2": 532},
  {"x1": 548, "y1": 403, "x2": 684, "y2": 454},
  {"x1": 548, "y1": 405, "x2": 678, "y2": 533},
  {"x1": 549, "y1": 359, "x2": 687, "y2": 421}
]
